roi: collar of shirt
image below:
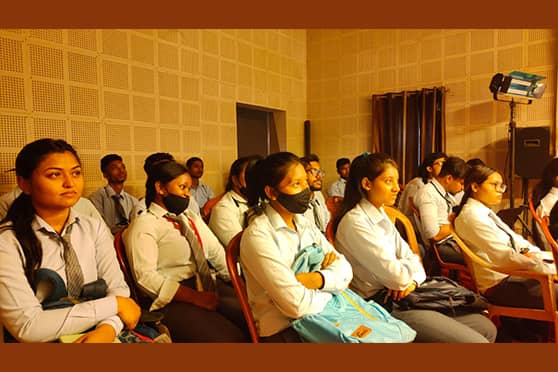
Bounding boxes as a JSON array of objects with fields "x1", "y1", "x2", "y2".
[
  {"x1": 549, "y1": 187, "x2": 558, "y2": 197},
  {"x1": 104, "y1": 184, "x2": 122, "y2": 198},
  {"x1": 147, "y1": 202, "x2": 175, "y2": 219},
  {"x1": 357, "y1": 198, "x2": 393, "y2": 232},
  {"x1": 466, "y1": 197, "x2": 491, "y2": 214},
  {"x1": 31, "y1": 209, "x2": 80, "y2": 235},
  {"x1": 464, "y1": 198, "x2": 504, "y2": 230},
  {"x1": 430, "y1": 178, "x2": 448, "y2": 198},
  {"x1": 229, "y1": 190, "x2": 248, "y2": 205},
  {"x1": 263, "y1": 203, "x2": 311, "y2": 233},
  {"x1": 430, "y1": 178, "x2": 457, "y2": 206}
]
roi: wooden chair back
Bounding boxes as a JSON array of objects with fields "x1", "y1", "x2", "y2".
[
  {"x1": 452, "y1": 226, "x2": 558, "y2": 342},
  {"x1": 225, "y1": 232, "x2": 259, "y2": 343}
]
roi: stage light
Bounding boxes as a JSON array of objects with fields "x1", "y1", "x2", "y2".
[
  {"x1": 489, "y1": 71, "x2": 546, "y2": 100},
  {"x1": 489, "y1": 71, "x2": 547, "y2": 210}
]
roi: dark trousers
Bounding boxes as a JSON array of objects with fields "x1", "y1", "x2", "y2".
[
  {"x1": 159, "y1": 277, "x2": 250, "y2": 343},
  {"x1": 425, "y1": 238, "x2": 465, "y2": 276},
  {"x1": 435, "y1": 238, "x2": 465, "y2": 264},
  {"x1": 260, "y1": 327, "x2": 303, "y2": 343},
  {"x1": 485, "y1": 276, "x2": 558, "y2": 341},
  {"x1": 485, "y1": 276, "x2": 558, "y2": 309}
]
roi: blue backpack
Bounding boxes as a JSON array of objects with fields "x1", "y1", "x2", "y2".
[{"x1": 290, "y1": 244, "x2": 416, "y2": 343}]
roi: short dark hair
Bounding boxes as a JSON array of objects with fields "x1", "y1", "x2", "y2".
[
  {"x1": 100, "y1": 154, "x2": 123, "y2": 173},
  {"x1": 246, "y1": 152, "x2": 301, "y2": 208},
  {"x1": 145, "y1": 161, "x2": 188, "y2": 208},
  {"x1": 466, "y1": 158, "x2": 486, "y2": 168},
  {"x1": 438, "y1": 156, "x2": 467, "y2": 179},
  {"x1": 144, "y1": 152, "x2": 174, "y2": 175},
  {"x1": 225, "y1": 155, "x2": 263, "y2": 191},
  {"x1": 418, "y1": 152, "x2": 447, "y2": 183},
  {"x1": 300, "y1": 153, "x2": 320, "y2": 168},
  {"x1": 336, "y1": 157, "x2": 350, "y2": 170},
  {"x1": 186, "y1": 157, "x2": 203, "y2": 169}
]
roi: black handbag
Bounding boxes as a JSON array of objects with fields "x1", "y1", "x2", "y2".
[{"x1": 395, "y1": 276, "x2": 488, "y2": 316}]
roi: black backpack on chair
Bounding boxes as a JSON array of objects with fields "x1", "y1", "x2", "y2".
[{"x1": 395, "y1": 276, "x2": 488, "y2": 316}]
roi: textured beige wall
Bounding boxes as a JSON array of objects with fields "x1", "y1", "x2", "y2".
[
  {"x1": 0, "y1": 29, "x2": 307, "y2": 197},
  {"x1": 307, "y1": 29, "x2": 557, "y2": 188}
]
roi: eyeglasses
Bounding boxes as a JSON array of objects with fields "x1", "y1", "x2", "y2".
[
  {"x1": 487, "y1": 182, "x2": 507, "y2": 192},
  {"x1": 432, "y1": 161, "x2": 445, "y2": 167},
  {"x1": 307, "y1": 168, "x2": 325, "y2": 177}
]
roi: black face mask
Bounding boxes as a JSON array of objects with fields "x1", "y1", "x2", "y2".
[
  {"x1": 163, "y1": 194, "x2": 190, "y2": 215},
  {"x1": 276, "y1": 188, "x2": 311, "y2": 214}
]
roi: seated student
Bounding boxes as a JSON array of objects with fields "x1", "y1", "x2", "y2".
[
  {"x1": 89, "y1": 154, "x2": 139, "y2": 234},
  {"x1": 131, "y1": 152, "x2": 200, "y2": 220},
  {"x1": 186, "y1": 156, "x2": 215, "y2": 218},
  {"x1": 208, "y1": 155, "x2": 261, "y2": 247},
  {"x1": 300, "y1": 154, "x2": 330, "y2": 234},
  {"x1": 0, "y1": 139, "x2": 140, "y2": 343},
  {"x1": 413, "y1": 156, "x2": 468, "y2": 266},
  {"x1": 397, "y1": 152, "x2": 447, "y2": 218},
  {"x1": 0, "y1": 186, "x2": 103, "y2": 222},
  {"x1": 240, "y1": 152, "x2": 353, "y2": 342},
  {"x1": 452, "y1": 158, "x2": 486, "y2": 206},
  {"x1": 327, "y1": 157, "x2": 350, "y2": 198},
  {"x1": 333, "y1": 152, "x2": 496, "y2": 343},
  {"x1": 454, "y1": 165, "x2": 556, "y2": 309},
  {"x1": 532, "y1": 158, "x2": 558, "y2": 244},
  {"x1": 123, "y1": 160, "x2": 248, "y2": 342}
]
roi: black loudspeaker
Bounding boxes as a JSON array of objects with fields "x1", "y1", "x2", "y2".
[{"x1": 514, "y1": 126, "x2": 551, "y2": 179}]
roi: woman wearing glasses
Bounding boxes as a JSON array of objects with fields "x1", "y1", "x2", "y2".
[{"x1": 454, "y1": 165, "x2": 556, "y2": 309}]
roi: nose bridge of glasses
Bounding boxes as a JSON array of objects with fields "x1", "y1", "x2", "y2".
[
  {"x1": 491, "y1": 182, "x2": 507, "y2": 192},
  {"x1": 308, "y1": 168, "x2": 325, "y2": 177}
]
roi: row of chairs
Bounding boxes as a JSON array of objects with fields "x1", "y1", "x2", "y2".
[
  {"x1": 325, "y1": 195, "x2": 558, "y2": 343},
  {"x1": 5, "y1": 194, "x2": 552, "y2": 343}
]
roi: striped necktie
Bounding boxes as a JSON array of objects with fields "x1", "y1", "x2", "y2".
[
  {"x1": 40, "y1": 223, "x2": 84, "y2": 298},
  {"x1": 112, "y1": 194, "x2": 129, "y2": 225},
  {"x1": 165, "y1": 214, "x2": 216, "y2": 292},
  {"x1": 488, "y1": 211, "x2": 517, "y2": 252},
  {"x1": 310, "y1": 198, "x2": 325, "y2": 232}
]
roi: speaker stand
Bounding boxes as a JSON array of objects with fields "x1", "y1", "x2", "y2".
[{"x1": 507, "y1": 100, "x2": 517, "y2": 208}]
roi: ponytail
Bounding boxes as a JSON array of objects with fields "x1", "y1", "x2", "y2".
[{"x1": 4, "y1": 194, "x2": 41, "y2": 286}]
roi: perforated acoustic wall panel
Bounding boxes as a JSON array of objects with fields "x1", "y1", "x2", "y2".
[
  {"x1": 0, "y1": 29, "x2": 307, "y2": 196},
  {"x1": 307, "y1": 29, "x2": 557, "y2": 188}
]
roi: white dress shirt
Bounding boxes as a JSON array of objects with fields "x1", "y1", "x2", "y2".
[
  {"x1": 89, "y1": 185, "x2": 139, "y2": 233},
  {"x1": 397, "y1": 177, "x2": 425, "y2": 217},
  {"x1": 454, "y1": 198, "x2": 550, "y2": 293},
  {"x1": 335, "y1": 199, "x2": 426, "y2": 300},
  {"x1": 123, "y1": 202, "x2": 229, "y2": 312},
  {"x1": 535, "y1": 187, "x2": 558, "y2": 251},
  {"x1": 327, "y1": 178, "x2": 346, "y2": 198},
  {"x1": 0, "y1": 210, "x2": 129, "y2": 342},
  {"x1": 190, "y1": 181, "x2": 215, "y2": 210},
  {"x1": 537, "y1": 187, "x2": 558, "y2": 218},
  {"x1": 0, "y1": 186, "x2": 103, "y2": 222},
  {"x1": 240, "y1": 203, "x2": 352, "y2": 337},
  {"x1": 302, "y1": 190, "x2": 330, "y2": 233},
  {"x1": 208, "y1": 190, "x2": 248, "y2": 247},
  {"x1": 413, "y1": 178, "x2": 456, "y2": 244}
]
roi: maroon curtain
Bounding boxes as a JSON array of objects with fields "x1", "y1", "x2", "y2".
[{"x1": 371, "y1": 87, "x2": 446, "y2": 184}]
